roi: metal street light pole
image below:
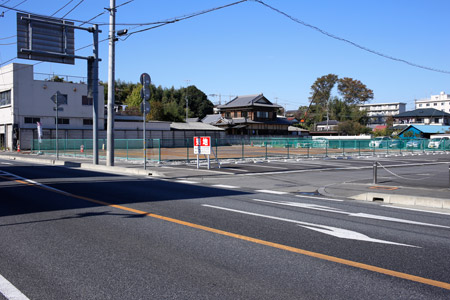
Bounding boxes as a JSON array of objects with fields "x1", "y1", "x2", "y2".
[{"x1": 107, "y1": 0, "x2": 115, "y2": 166}]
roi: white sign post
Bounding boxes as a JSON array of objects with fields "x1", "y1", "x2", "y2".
[{"x1": 193, "y1": 136, "x2": 211, "y2": 169}]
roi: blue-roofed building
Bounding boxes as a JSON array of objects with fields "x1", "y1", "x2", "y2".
[{"x1": 398, "y1": 124, "x2": 450, "y2": 139}]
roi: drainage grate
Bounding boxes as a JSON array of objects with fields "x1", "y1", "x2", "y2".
[{"x1": 372, "y1": 197, "x2": 384, "y2": 202}]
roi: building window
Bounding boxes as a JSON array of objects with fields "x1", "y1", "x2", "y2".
[
  {"x1": 82, "y1": 95, "x2": 93, "y2": 106},
  {"x1": 234, "y1": 111, "x2": 238, "y2": 118},
  {"x1": 225, "y1": 112, "x2": 231, "y2": 118},
  {"x1": 434, "y1": 103, "x2": 437, "y2": 106},
  {"x1": 55, "y1": 118, "x2": 70, "y2": 125},
  {"x1": 426, "y1": 103, "x2": 430, "y2": 107},
  {"x1": 0, "y1": 90, "x2": 11, "y2": 107},
  {"x1": 418, "y1": 104, "x2": 422, "y2": 107},
  {"x1": 24, "y1": 117, "x2": 40, "y2": 124},
  {"x1": 242, "y1": 111, "x2": 248, "y2": 118},
  {"x1": 434, "y1": 118, "x2": 440, "y2": 123},
  {"x1": 83, "y1": 119, "x2": 93, "y2": 125},
  {"x1": 256, "y1": 111, "x2": 269, "y2": 118}
]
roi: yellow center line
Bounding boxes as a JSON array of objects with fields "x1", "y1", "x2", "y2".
[{"x1": 4, "y1": 174, "x2": 450, "y2": 291}]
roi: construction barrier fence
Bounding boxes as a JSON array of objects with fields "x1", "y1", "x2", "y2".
[{"x1": 30, "y1": 137, "x2": 450, "y2": 163}]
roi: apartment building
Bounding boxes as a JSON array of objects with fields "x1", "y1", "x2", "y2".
[
  {"x1": 415, "y1": 91, "x2": 450, "y2": 113},
  {"x1": 358, "y1": 102, "x2": 406, "y2": 127}
]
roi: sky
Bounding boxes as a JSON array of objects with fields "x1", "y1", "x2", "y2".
[{"x1": 1, "y1": 0, "x2": 450, "y2": 111}]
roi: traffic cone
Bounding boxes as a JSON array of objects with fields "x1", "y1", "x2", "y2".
[
  {"x1": 17, "y1": 142, "x2": 20, "y2": 153},
  {"x1": 80, "y1": 144, "x2": 84, "y2": 153}
]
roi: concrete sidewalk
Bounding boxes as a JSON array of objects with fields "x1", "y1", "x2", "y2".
[
  {"x1": 321, "y1": 182, "x2": 450, "y2": 210},
  {"x1": 2, "y1": 151, "x2": 450, "y2": 210}
]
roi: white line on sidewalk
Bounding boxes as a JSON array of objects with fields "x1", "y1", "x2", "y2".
[{"x1": 0, "y1": 273, "x2": 30, "y2": 300}]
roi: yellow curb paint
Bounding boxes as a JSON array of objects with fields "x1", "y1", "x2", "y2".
[{"x1": 3, "y1": 174, "x2": 450, "y2": 291}]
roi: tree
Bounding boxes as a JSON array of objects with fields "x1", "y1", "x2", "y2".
[
  {"x1": 124, "y1": 84, "x2": 143, "y2": 108},
  {"x1": 337, "y1": 77, "x2": 374, "y2": 105},
  {"x1": 337, "y1": 120, "x2": 371, "y2": 135},
  {"x1": 302, "y1": 74, "x2": 373, "y2": 131},
  {"x1": 309, "y1": 74, "x2": 338, "y2": 107}
]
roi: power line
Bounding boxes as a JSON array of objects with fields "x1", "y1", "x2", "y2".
[
  {"x1": 0, "y1": 35, "x2": 15, "y2": 40},
  {"x1": 51, "y1": 0, "x2": 74, "y2": 17},
  {"x1": 1, "y1": 0, "x2": 28, "y2": 15},
  {"x1": 124, "y1": 0, "x2": 249, "y2": 38},
  {"x1": 0, "y1": 3, "x2": 94, "y2": 24},
  {"x1": 253, "y1": 0, "x2": 450, "y2": 75},
  {"x1": 61, "y1": 0, "x2": 84, "y2": 19}
]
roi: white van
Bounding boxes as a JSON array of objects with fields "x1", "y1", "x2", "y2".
[{"x1": 428, "y1": 136, "x2": 450, "y2": 149}]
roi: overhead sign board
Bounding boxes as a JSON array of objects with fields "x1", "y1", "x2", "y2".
[
  {"x1": 17, "y1": 13, "x2": 75, "y2": 65},
  {"x1": 194, "y1": 136, "x2": 211, "y2": 155}
]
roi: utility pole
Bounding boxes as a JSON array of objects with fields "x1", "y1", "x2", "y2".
[{"x1": 107, "y1": 0, "x2": 116, "y2": 166}]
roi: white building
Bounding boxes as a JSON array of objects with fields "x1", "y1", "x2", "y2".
[
  {"x1": 358, "y1": 102, "x2": 406, "y2": 127},
  {"x1": 0, "y1": 63, "x2": 104, "y2": 150},
  {"x1": 415, "y1": 91, "x2": 450, "y2": 113}
]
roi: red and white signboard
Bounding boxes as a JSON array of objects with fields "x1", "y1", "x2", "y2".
[{"x1": 194, "y1": 136, "x2": 211, "y2": 155}]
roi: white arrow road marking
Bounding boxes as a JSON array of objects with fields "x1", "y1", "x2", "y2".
[
  {"x1": 297, "y1": 225, "x2": 415, "y2": 247},
  {"x1": 252, "y1": 199, "x2": 450, "y2": 229},
  {"x1": 0, "y1": 273, "x2": 30, "y2": 300},
  {"x1": 202, "y1": 204, "x2": 418, "y2": 247}
]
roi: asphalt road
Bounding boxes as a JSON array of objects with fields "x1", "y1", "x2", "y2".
[
  {"x1": 159, "y1": 153, "x2": 450, "y2": 193},
  {"x1": 1, "y1": 158, "x2": 450, "y2": 299}
]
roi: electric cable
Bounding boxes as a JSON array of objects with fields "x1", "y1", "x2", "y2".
[
  {"x1": 51, "y1": 0, "x2": 74, "y2": 17},
  {"x1": 253, "y1": 0, "x2": 450, "y2": 75},
  {"x1": 61, "y1": 0, "x2": 84, "y2": 19}
]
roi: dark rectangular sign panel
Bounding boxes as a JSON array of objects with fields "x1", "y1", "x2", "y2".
[{"x1": 17, "y1": 13, "x2": 75, "y2": 65}]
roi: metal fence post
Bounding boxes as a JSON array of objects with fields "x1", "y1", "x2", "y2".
[
  {"x1": 158, "y1": 139, "x2": 161, "y2": 162},
  {"x1": 287, "y1": 141, "x2": 290, "y2": 159},
  {"x1": 373, "y1": 161, "x2": 377, "y2": 185},
  {"x1": 187, "y1": 138, "x2": 190, "y2": 163},
  {"x1": 242, "y1": 139, "x2": 244, "y2": 160},
  {"x1": 265, "y1": 140, "x2": 268, "y2": 160},
  {"x1": 126, "y1": 140, "x2": 129, "y2": 160}
]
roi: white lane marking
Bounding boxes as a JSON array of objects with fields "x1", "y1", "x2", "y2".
[
  {"x1": 0, "y1": 273, "x2": 30, "y2": 300},
  {"x1": 176, "y1": 180, "x2": 199, "y2": 184},
  {"x1": 212, "y1": 184, "x2": 240, "y2": 189},
  {"x1": 252, "y1": 199, "x2": 450, "y2": 229},
  {"x1": 295, "y1": 194, "x2": 343, "y2": 202},
  {"x1": 0, "y1": 162, "x2": 12, "y2": 165},
  {"x1": 237, "y1": 163, "x2": 283, "y2": 169},
  {"x1": 255, "y1": 190, "x2": 288, "y2": 195},
  {"x1": 222, "y1": 168, "x2": 250, "y2": 172},
  {"x1": 381, "y1": 205, "x2": 450, "y2": 216},
  {"x1": 202, "y1": 204, "x2": 417, "y2": 247}
]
